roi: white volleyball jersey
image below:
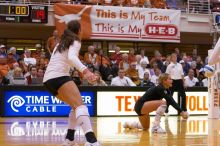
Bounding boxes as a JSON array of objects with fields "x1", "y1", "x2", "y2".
[{"x1": 43, "y1": 41, "x2": 87, "y2": 82}]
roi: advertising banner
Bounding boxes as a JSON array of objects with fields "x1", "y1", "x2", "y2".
[
  {"x1": 97, "y1": 91, "x2": 178, "y2": 116},
  {"x1": 54, "y1": 4, "x2": 180, "y2": 42},
  {"x1": 97, "y1": 91, "x2": 208, "y2": 116},
  {"x1": 4, "y1": 91, "x2": 95, "y2": 116}
]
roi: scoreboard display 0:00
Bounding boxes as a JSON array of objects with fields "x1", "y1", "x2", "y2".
[{"x1": 0, "y1": 4, "x2": 48, "y2": 23}]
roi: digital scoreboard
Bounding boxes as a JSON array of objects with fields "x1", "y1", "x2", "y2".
[{"x1": 0, "y1": 4, "x2": 48, "y2": 23}]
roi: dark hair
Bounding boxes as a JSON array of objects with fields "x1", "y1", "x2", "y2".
[{"x1": 55, "y1": 20, "x2": 81, "y2": 53}]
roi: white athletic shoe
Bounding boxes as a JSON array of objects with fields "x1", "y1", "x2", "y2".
[
  {"x1": 151, "y1": 125, "x2": 166, "y2": 134},
  {"x1": 62, "y1": 139, "x2": 78, "y2": 146},
  {"x1": 84, "y1": 141, "x2": 102, "y2": 146},
  {"x1": 123, "y1": 121, "x2": 143, "y2": 129}
]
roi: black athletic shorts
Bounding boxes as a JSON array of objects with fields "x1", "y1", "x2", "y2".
[
  {"x1": 134, "y1": 99, "x2": 145, "y2": 116},
  {"x1": 43, "y1": 76, "x2": 72, "y2": 96}
]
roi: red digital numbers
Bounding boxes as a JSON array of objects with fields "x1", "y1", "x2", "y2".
[{"x1": 36, "y1": 10, "x2": 45, "y2": 19}]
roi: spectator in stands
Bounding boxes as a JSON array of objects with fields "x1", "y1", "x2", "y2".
[
  {"x1": 149, "y1": 61, "x2": 159, "y2": 76},
  {"x1": 47, "y1": 29, "x2": 60, "y2": 54},
  {"x1": 84, "y1": 45, "x2": 98, "y2": 68},
  {"x1": 175, "y1": 48, "x2": 181, "y2": 62},
  {"x1": 192, "y1": 48, "x2": 198, "y2": 61},
  {"x1": 7, "y1": 51, "x2": 17, "y2": 70},
  {"x1": 119, "y1": 53, "x2": 130, "y2": 71},
  {"x1": 126, "y1": 62, "x2": 141, "y2": 86},
  {"x1": 93, "y1": 71, "x2": 107, "y2": 86},
  {"x1": 6, "y1": 62, "x2": 16, "y2": 80},
  {"x1": 113, "y1": 0, "x2": 127, "y2": 6},
  {"x1": 102, "y1": 0, "x2": 113, "y2": 5},
  {"x1": 0, "y1": 70, "x2": 9, "y2": 85},
  {"x1": 138, "y1": 60, "x2": 151, "y2": 80},
  {"x1": 144, "y1": 0, "x2": 152, "y2": 7},
  {"x1": 110, "y1": 46, "x2": 122, "y2": 65},
  {"x1": 97, "y1": 49, "x2": 114, "y2": 81},
  {"x1": 9, "y1": 47, "x2": 20, "y2": 61},
  {"x1": 181, "y1": 55, "x2": 191, "y2": 76},
  {"x1": 126, "y1": 0, "x2": 144, "y2": 7},
  {"x1": 36, "y1": 57, "x2": 48, "y2": 71},
  {"x1": 128, "y1": 48, "x2": 136, "y2": 63},
  {"x1": 0, "y1": 45, "x2": 7, "y2": 58},
  {"x1": 111, "y1": 69, "x2": 136, "y2": 86},
  {"x1": 88, "y1": 0, "x2": 101, "y2": 5},
  {"x1": 150, "y1": 50, "x2": 165, "y2": 73},
  {"x1": 9, "y1": 67, "x2": 27, "y2": 85},
  {"x1": 24, "y1": 48, "x2": 36, "y2": 66},
  {"x1": 26, "y1": 66, "x2": 38, "y2": 85},
  {"x1": 17, "y1": 58, "x2": 28, "y2": 75},
  {"x1": 97, "y1": 49, "x2": 110, "y2": 70},
  {"x1": 136, "y1": 55, "x2": 142, "y2": 70},
  {"x1": 151, "y1": 68, "x2": 161, "y2": 85},
  {"x1": 150, "y1": 0, "x2": 167, "y2": 8},
  {"x1": 140, "y1": 48, "x2": 149, "y2": 65},
  {"x1": 196, "y1": 56, "x2": 204, "y2": 70},
  {"x1": 37, "y1": 68, "x2": 44, "y2": 78},
  {"x1": 190, "y1": 61, "x2": 199, "y2": 77},
  {"x1": 140, "y1": 71, "x2": 155, "y2": 87},
  {"x1": 196, "y1": 71, "x2": 206, "y2": 87},
  {"x1": 166, "y1": 0, "x2": 177, "y2": 9},
  {"x1": 32, "y1": 44, "x2": 44, "y2": 61},
  {"x1": 0, "y1": 55, "x2": 10, "y2": 77},
  {"x1": 163, "y1": 54, "x2": 171, "y2": 71},
  {"x1": 184, "y1": 69, "x2": 199, "y2": 87},
  {"x1": 71, "y1": 70, "x2": 82, "y2": 86}
]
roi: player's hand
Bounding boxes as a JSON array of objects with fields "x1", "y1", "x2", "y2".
[
  {"x1": 180, "y1": 111, "x2": 189, "y2": 119},
  {"x1": 83, "y1": 68, "x2": 97, "y2": 84}
]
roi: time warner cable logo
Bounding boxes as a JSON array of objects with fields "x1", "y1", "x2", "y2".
[
  {"x1": 7, "y1": 95, "x2": 25, "y2": 112},
  {"x1": 7, "y1": 94, "x2": 92, "y2": 113}
]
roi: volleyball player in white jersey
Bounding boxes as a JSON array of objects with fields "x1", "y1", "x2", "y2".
[{"x1": 43, "y1": 20, "x2": 101, "y2": 146}]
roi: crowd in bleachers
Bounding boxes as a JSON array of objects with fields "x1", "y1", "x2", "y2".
[
  {"x1": 7, "y1": 0, "x2": 187, "y2": 10},
  {"x1": 0, "y1": 32, "x2": 209, "y2": 87},
  {"x1": 8, "y1": 0, "x2": 220, "y2": 13}
]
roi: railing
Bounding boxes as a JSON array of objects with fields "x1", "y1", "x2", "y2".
[
  {"x1": 0, "y1": 0, "x2": 212, "y2": 14},
  {"x1": 188, "y1": 0, "x2": 211, "y2": 14},
  {"x1": 0, "y1": 0, "x2": 75, "y2": 5}
]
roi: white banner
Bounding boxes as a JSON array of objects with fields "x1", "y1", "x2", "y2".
[
  {"x1": 97, "y1": 91, "x2": 208, "y2": 116},
  {"x1": 91, "y1": 6, "x2": 180, "y2": 42},
  {"x1": 54, "y1": 4, "x2": 181, "y2": 42}
]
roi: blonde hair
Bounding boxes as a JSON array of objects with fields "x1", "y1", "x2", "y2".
[
  {"x1": 13, "y1": 67, "x2": 22, "y2": 77},
  {"x1": 158, "y1": 73, "x2": 169, "y2": 84}
]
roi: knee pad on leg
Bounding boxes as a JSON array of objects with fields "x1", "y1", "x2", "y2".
[
  {"x1": 75, "y1": 105, "x2": 90, "y2": 119},
  {"x1": 156, "y1": 105, "x2": 167, "y2": 116}
]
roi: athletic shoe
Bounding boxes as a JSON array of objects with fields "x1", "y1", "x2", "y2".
[
  {"x1": 62, "y1": 139, "x2": 78, "y2": 146},
  {"x1": 84, "y1": 141, "x2": 102, "y2": 146},
  {"x1": 123, "y1": 121, "x2": 143, "y2": 129},
  {"x1": 151, "y1": 125, "x2": 166, "y2": 133}
]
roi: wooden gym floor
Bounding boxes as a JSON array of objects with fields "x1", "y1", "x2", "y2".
[{"x1": 0, "y1": 116, "x2": 219, "y2": 146}]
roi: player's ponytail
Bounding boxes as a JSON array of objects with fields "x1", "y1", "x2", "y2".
[{"x1": 55, "y1": 20, "x2": 81, "y2": 53}]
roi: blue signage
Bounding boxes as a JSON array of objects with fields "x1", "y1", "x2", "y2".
[
  {"x1": 215, "y1": 14, "x2": 220, "y2": 24},
  {"x1": 4, "y1": 91, "x2": 95, "y2": 116}
]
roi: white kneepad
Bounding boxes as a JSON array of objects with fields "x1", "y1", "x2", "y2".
[{"x1": 75, "y1": 105, "x2": 90, "y2": 119}]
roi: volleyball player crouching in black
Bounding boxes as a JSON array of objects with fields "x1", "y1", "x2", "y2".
[
  {"x1": 43, "y1": 20, "x2": 101, "y2": 146},
  {"x1": 124, "y1": 73, "x2": 188, "y2": 133}
]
